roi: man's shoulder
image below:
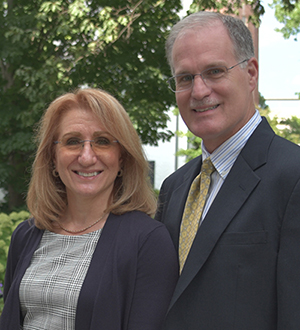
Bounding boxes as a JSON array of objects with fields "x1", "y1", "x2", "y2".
[
  {"x1": 272, "y1": 135, "x2": 300, "y2": 170},
  {"x1": 162, "y1": 156, "x2": 201, "y2": 187},
  {"x1": 245, "y1": 117, "x2": 300, "y2": 161},
  {"x1": 273, "y1": 133, "x2": 300, "y2": 151}
]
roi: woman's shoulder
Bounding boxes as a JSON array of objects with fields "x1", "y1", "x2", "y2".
[
  {"x1": 105, "y1": 211, "x2": 176, "y2": 261},
  {"x1": 115, "y1": 210, "x2": 163, "y2": 228},
  {"x1": 108, "y1": 211, "x2": 169, "y2": 240},
  {"x1": 13, "y1": 218, "x2": 39, "y2": 235},
  {"x1": 10, "y1": 218, "x2": 42, "y2": 250},
  {"x1": 6, "y1": 219, "x2": 43, "y2": 278}
]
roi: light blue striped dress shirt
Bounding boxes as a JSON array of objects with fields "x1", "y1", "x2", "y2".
[{"x1": 199, "y1": 110, "x2": 262, "y2": 225}]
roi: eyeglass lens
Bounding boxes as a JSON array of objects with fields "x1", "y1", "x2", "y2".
[
  {"x1": 169, "y1": 59, "x2": 248, "y2": 92},
  {"x1": 169, "y1": 66, "x2": 228, "y2": 92},
  {"x1": 56, "y1": 136, "x2": 118, "y2": 152}
]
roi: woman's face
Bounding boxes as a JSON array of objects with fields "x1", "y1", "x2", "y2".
[{"x1": 53, "y1": 107, "x2": 122, "y2": 204}]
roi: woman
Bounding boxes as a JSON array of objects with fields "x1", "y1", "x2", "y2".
[{"x1": 0, "y1": 88, "x2": 178, "y2": 330}]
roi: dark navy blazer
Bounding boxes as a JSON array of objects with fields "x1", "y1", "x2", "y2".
[
  {"x1": 1, "y1": 211, "x2": 178, "y2": 330},
  {"x1": 156, "y1": 118, "x2": 300, "y2": 330}
]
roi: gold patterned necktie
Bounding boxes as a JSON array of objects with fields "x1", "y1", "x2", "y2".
[{"x1": 179, "y1": 157, "x2": 215, "y2": 273}]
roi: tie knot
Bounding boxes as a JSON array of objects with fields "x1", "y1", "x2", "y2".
[{"x1": 201, "y1": 158, "x2": 215, "y2": 175}]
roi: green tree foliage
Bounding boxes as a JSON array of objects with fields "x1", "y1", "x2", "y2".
[
  {"x1": 270, "y1": 0, "x2": 300, "y2": 99},
  {"x1": 176, "y1": 129, "x2": 202, "y2": 162},
  {"x1": 176, "y1": 94, "x2": 300, "y2": 163},
  {"x1": 188, "y1": 0, "x2": 264, "y2": 25},
  {"x1": 0, "y1": 210, "x2": 30, "y2": 312},
  {"x1": 259, "y1": 95, "x2": 300, "y2": 144},
  {"x1": 279, "y1": 116, "x2": 300, "y2": 143},
  {"x1": 271, "y1": 0, "x2": 300, "y2": 40},
  {"x1": 268, "y1": 0, "x2": 300, "y2": 122},
  {"x1": 0, "y1": 0, "x2": 270, "y2": 210},
  {"x1": 176, "y1": 112, "x2": 300, "y2": 163},
  {"x1": 0, "y1": 0, "x2": 183, "y2": 211}
]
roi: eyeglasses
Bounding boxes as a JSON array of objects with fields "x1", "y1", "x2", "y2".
[
  {"x1": 54, "y1": 136, "x2": 119, "y2": 153},
  {"x1": 167, "y1": 59, "x2": 249, "y2": 93}
]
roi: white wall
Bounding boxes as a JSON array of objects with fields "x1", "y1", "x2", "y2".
[{"x1": 143, "y1": 111, "x2": 188, "y2": 190}]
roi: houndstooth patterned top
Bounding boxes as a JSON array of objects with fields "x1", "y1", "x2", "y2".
[{"x1": 19, "y1": 229, "x2": 102, "y2": 330}]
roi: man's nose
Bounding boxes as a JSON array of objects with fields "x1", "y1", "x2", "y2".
[{"x1": 191, "y1": 75, "x2": 212, "y2": 99}]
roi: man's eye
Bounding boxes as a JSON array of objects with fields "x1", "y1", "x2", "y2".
[
  {"x1": 204, "y1": 67, "x2": 226, "y2": 78},
  {"x1": 177, "y1": 74, "x2": 193, "y2": 84},
  {"x1": 95, "y1": 137, "x2": 110, "y2": 146},
  {"x1": 65, "y1": 138, "x2": 81, "y2": 146}
]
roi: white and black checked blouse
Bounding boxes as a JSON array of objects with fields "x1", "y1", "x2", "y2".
[{"x1": 19, "y1": 229, "x2": 102, "y2": 330}]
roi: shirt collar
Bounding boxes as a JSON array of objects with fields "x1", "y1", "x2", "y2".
[{"x1": 202, "y1": 110, "x2": 262, "y2": 179}]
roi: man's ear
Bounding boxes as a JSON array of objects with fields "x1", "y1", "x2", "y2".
[{"x1": 247, "y1": 57, "x2": 259, "y2": 92}]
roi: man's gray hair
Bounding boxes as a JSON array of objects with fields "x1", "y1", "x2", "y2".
[{"x1": 166, "y1": 11, "x2": 255, "y2": 74}]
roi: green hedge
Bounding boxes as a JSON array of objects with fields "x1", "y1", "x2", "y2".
[{"x1": 0, "y1": 211, "x2": 30, "y2": 314}]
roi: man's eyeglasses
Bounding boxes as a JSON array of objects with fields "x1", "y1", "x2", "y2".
[
  {"x1": 54, "y1": 136, "x2": 119, "y2": 153},
  {"x1": 167, "y1": 59, "x2": 249, "y2": 93}
]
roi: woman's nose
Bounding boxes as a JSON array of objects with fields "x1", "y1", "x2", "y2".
[{"x1": 78, "y1": 142, "x2": 97, "y2": 165}]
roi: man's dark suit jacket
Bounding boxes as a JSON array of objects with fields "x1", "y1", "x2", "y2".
[
  {"x1": 0, "y1": 211, "x2": 178, "y2": 330},
  {"x1": 155, "y1": 117, "x2": 300, "y2": 330}
]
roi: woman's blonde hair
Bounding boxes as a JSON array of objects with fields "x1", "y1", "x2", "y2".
[{"x1": 27, "y1": 88, "x2": 157, "y2": 230}]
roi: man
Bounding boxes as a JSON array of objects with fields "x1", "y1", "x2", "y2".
[{"x1": 155, "y1": 11, "x2": 300, "y2": 330}]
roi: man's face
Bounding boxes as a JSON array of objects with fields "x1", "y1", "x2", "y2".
[{"x1": 172, "y1": 22, "x2": 258, "y2": 153}]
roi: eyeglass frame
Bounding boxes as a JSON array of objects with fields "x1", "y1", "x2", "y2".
[
  {"x1": 54, "y1": 138, "x2": 119, "y2": 152},
  {"x1": 167, "y1": 59, "x2": 249, "y2": 93}
]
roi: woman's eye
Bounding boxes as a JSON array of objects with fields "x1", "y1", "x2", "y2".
[
  {"x1": 65, "y1": 138, "x2": 81, "y2": 146},
  {"x1": 95, "y1": 137, "x2": 110, "y2": 146}
]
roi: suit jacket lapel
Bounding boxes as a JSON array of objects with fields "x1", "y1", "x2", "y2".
[
  {"x1": 163, "y1": 159, "x2": 202, "y2": 251},
  {"x1": 76, "y1": 213, "x2": 122, "y2": 329},
  {"x1": 168, "y1": 117, "x2": 274, "y2": 310}
]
